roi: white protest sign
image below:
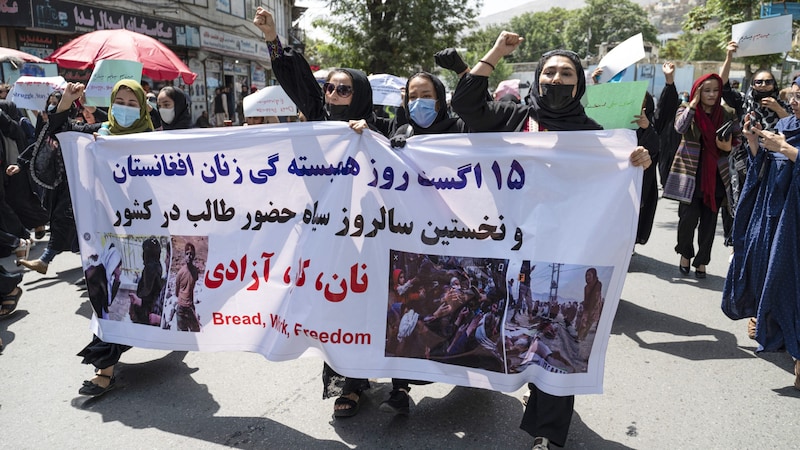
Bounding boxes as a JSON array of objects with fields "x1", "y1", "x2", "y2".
[
  {"x1": 9, "y1": 76, "x2": 66, "y2": 110},
  {"x1": 60, "y1": 124, "x2": 641, "y2": 396},
  {"x1": 84, "y1": 59, "x2": 144, "y2": 107},
  {"x1": 596, "y1": 33, "x2": 646, "y2": 84},
  {"x1": 243, "y1": 85, "x2": 297, "y2": 117},
  {"x1": 369, "y1": 74, "x2": 406, "y2": 106},
  {"x1": 732, "y1": 15, "x2": 793, "y2": 58}
]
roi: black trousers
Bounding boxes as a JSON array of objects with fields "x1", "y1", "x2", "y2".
[
  {"x1": 519, "y1": 383, "x2": 574, "y2": 447},
  {"x1": 675, "y1": 196, "x2": 720, "y2": 267}
]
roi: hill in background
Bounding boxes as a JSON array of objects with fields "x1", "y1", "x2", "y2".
[{"x1": 478, "y1": 0, "x2": 701, "y2": 34}]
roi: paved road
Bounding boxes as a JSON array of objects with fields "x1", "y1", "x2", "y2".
[{"x1": 1, "y1": 198, "x2": 798, "y2": 449}]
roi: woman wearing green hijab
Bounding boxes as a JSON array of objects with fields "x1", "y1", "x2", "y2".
[{"x1": 36, "y1": 80, "x2": 155, "y2": 397}]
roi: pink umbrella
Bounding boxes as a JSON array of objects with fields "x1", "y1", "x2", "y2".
[
  {"x1": 0, "y1": 46, "x2": 47, "y2": 68},
  {"x1": 46, "y1": 29, "x2": 197, "y2": 84}
]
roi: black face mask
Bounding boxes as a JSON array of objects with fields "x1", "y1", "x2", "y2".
[
  {"x1": 752, "y1": 89, "x2": 773, "y2": 102},
  {"x1": 326, "y1": 103, "x2": 350, "y2": 121},
  {"x1": 539, "y1": 84, "x2": 575, "y2": 111}
]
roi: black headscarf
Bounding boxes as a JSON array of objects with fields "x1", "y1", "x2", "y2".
[
  {"x1": 403, "y1": 72, "x2": 460, "y2": 135},
  {"x1": 327, "y1": 68, "x2": 374, "y2": 122},
  {"x1": 744, "y1": 70, "x2": 788, "y2": 132},
  {"x1": 159, "y1": 86, "x2": 192, "y2": 130},
  {"x1": 525, "y1": 50, "x2": 602, "y2": 131},
  {"x1": 0, "y1": 100, "x2": 28, "y2": 154},
  {"x1": 643, "y1": 91, "x2": 655, "y2": 124}
]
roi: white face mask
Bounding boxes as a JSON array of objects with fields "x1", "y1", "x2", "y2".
[{"x1": 159, "y1": 107, "x2": 175, "y2": 124}]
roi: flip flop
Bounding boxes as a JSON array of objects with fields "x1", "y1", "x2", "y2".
[
  {"x1": 333, "y1": 392, "x2": 361, "y2": 418},
  {"x1": 0, "y1": 288, "x2": 22, "y2": 320}
]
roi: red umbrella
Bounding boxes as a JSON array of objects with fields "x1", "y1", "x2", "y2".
[
  {"x1": 46, "y1": 29, "x2": 197, "y2": 84},
  {"x1": 0, "y1": 46, "x2": 47, "y2": 67}
]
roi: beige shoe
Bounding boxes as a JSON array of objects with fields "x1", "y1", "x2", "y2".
[
  {"x1": 532, "y1": 437, "x2": 550, "y2": 450},
  {"x1": 747, "y1": 318, "x2": 757, "y2": 340},
  {"x1": 794, "y1": 360, "x2": 800, "y2": 391},
  {"x1": 18, "y1": 259, "x2": 48, "y2": 274}
]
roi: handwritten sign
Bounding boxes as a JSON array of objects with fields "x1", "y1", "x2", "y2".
[
  {"x1": 732, "y1": 15, "x2": 793, "y2": 58},
  {"x1": 369, "y1": 74, "x2": 406, "y2": 107},
  {"x1": 584, "y1": 81, "x2": 649, "y2": 130},
  {"x1": 59, "y1": 124, "x2": 641, "y2": 397},
  {"x1": 84, "y1": 60, "x2": 144, "y2": 107},
  {"x1": 242, "y1": 85, "x2": 297, "y2": 117},
  {"x1": 596, "y1": 34, "x2": 646, "y2": 84},
  {"x1": 9, "y1": 76, "x2": 67, "y2": 111}
]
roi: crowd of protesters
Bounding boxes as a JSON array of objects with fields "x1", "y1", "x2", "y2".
[{"x1": 1, "y1": 5, "x2": 799, "y2": 448}]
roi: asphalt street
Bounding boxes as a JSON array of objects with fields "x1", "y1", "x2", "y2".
[{"x1": 1, "y1": 196, "x2": 798, "y2": 449}]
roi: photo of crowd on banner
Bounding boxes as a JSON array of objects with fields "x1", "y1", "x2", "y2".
[
  {"x1": 83, "y1": 234, "x2": 207, "y2": 333},
  {"x1": 385, "y1": 250, "x2": 509, "y2": 372},
  {"x1": 505, "y1": 261, "x2": 612, "y2": 375},
  {"x1": 385, "y1": 251, "x2": 612, "y2": 375}
]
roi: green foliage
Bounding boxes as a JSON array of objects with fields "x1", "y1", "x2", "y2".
[
  {"x1": 311, "y1": 0, "x2": 481, "y2": 76},
  {"x1": 563, "y1": 0, "x2": 659, "y2": 58},
  {"x1": 459, "y1": 0, "x2": 657, "y2": 64},
  {"x1": 507, "y1": 9, "x2": 575, "y2": 62}
]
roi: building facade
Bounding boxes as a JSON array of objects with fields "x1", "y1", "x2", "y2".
[{"x1": 0, "y1": 0, "x2": 304, "y2": 124}]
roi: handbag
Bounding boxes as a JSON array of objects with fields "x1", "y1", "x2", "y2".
[
  {"x1": 716, "y1": 120, "x2": 734, "y2": 141},
  {"x1": 25, "y1": 122, "x2": 65, "y2": 190}
]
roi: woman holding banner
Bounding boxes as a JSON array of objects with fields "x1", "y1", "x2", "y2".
[
  {"x1": 42, "y1": 79, "x2": 154, "y2": 396},
  {"x1": 450, "y1": 31, "x2": 651, "y2": 450},
  {"x1": 254, "y1": 6, "x2": 395, "y2": 418}
]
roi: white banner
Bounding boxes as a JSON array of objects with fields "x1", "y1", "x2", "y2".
[
  {"x1": 369, "y1": 74, "x2": 406, "y2": 107},
  {"x1": 9, "y1": 76, "x2": 66, "y2": 110},
  {"x1": 59, "y1": 124, "x2": 641, "y2": 396},
  {"x1": 243, "y1": 85, "x2": 297, "y2": 117},
  {"x1": 596, "y1": 33, "x2": 645, "y2": 83},
  {"x1": 732, "y1": 15, "x2": 793, "y2": 58}
]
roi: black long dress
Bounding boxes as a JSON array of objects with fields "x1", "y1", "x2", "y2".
[
  {"x1": 450, "y1": 50, "x2": 601, "y2": 448},
  {"x1": 268, "y1": 37, "x2": 388, "y2": 398}
]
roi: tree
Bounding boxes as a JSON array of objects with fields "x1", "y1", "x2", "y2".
[
  {"x1": 312, "y1": 0, "x2": 481, "y2": 76},
  {"x1": 562, "y1": 0, "x2": 659, "y2": 59},
  {"x1": 302, "y1": 37, "x2": 344, "y2": 70},
  {"x1": 506, "y1": 8, "x2": 575, "y2": 62}
]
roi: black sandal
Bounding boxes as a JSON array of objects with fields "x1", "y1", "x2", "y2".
[
  {"x1": 0, "y1": 288, "x2": 22, "y2": 320},
  {"x1": 79, "y1": 373, "x2": 116, "y2": 396},
  {"x1": 333, "y1": 391, "x2": 361, "y2": 418}
]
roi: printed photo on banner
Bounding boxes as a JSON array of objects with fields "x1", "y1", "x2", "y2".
[
  {"x1": 83, "y1": 234, "x2": 210, "y2": 333},
  {"x1": 386, "y1": 250, "x2": 509, "y2": 373},
  {"x1": 84, "y1": 234, "x2": 171, "y2": 328},
  {"x1": 505, "y1": 261, "x2": 612, "y2": 375},
  {"x1": 165, "y1": 235, "x2": 208, "y2": 332}
]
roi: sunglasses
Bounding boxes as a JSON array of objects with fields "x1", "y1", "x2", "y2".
[
  {"x1": 752, "y1": 79, "x2": 775, "y2": 86},
  {"x1": 322, "y1": 82, "x2": 353, "y2": 98}
]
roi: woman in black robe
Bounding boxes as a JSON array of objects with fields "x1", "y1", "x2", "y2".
[
  {"x1": 254, "y1": 6, "x2": 392, "y2": 418},
  {"x1": 450, "y1": 31, "x2": 651, "y2": 450}
]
